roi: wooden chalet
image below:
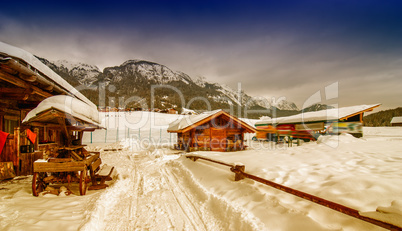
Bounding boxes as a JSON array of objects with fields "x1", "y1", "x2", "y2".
[
  {"x1": 255, "y1": 104, "x2": 381, "y2": 142},
  {"x1": 168, "y1": 110, "x2": 256, "y2": 152},
  {"x1": 0, "y1": 41, "x2": 97, "y2": 178},
  {"x1": 390, "y1": 117, "x2": 402, "y2": 126}
]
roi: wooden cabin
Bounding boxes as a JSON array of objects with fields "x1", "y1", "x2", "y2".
[
  {"x1": 168, "y1": 110, "x2": 256, "y2": 152},
  {"x1": 0, "y1": 41, "x2": 96, "y2": 178},
  {"x1": 390, "y1": 117, "x2": 402, "y2": 126},
  {"x1": 255, "y1": 104, "x2": 381, "y2": 142}
]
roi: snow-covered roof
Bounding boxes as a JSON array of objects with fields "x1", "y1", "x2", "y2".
[
  {"x1": 391, "y1": 116, "x2": 402, "y2": 124},
  {"x1": 181, "y1": 108, "x2": 197, "y2": 115},
  {"x1": 168, "y1": 109, "x2": 222, "y2": 132},
  {"x1": 168, "y1": 109, "x2": 256, "y2": 133},
  {"x1": 0, "y1": 41, "x2": 95, "y2": 107},
  {"x1": 256, "y1": 104, "x2": 381, "y2": 125},
  {"x1": 22, "y1": 95, "x2": 101, "y2": 126}
]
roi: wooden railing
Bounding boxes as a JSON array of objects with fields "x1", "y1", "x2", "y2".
[{"x1": 185, "y1": 154, "x2": 402, "y2": 231}]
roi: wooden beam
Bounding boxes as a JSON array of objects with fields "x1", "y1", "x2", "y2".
[
  {"x1": 44, "y1": 85, "x2": 53, "y2": 91},
  {"x1": 19, "y1": 73, "x2": 37, "y2": 82},
  {"x1": 25, "y1": 122, "x2": 59, "y2": 128},
  {"x1": 0, "y1": 87, "x2": 26, "y2": 93},
  {"x1": 57, "y1": 116, "x2": 71, "y2": 146},
  {"x1": 0, "y1": 93, "x2": 30, "y2": 100},
  {"x1": 0, "y1": 70, "x2": 52, "y2": 98}
]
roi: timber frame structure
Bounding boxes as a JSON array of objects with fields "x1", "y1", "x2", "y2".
[
  {"x1": 168, "y1": 110, "x2": 256, "y2": 152},
  {"x1": 0, "y1": 42, "x2": 95, "y2": 177}
]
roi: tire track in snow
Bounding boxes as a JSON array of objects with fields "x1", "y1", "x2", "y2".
[
  {"x1": 160, "y1": 167, "x2": 208, "y2": 231},
  {"x1": 82, "y1": 150, "x2": 262, "y2": 230}
]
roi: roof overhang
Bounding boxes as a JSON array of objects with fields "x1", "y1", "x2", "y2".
[{"x1": 168, "y1": 110, "x2": 256, "y2": 133}]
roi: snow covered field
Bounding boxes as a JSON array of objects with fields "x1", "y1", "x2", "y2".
[
  {"x1": 82, "y1": 112, "x2": 256, "y2": 145},
  {"x1": 1, "y1": 112, "x2": 402, "y2": 230}
]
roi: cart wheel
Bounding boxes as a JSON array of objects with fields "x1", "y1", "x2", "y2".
[
  {"x1": 32, "y1": 172, "x2": 47, "y2": 197},
  {"x1": 79, "y1": 170, "x2": 87, "y2": 196}
]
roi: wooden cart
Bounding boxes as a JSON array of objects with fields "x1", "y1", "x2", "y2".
[
  {"x1": 32, "y1": 151, "x2": 103, "y2": 196},
  {"x1": 23, "y1": 101, "x2": 112, "y2": 196}
]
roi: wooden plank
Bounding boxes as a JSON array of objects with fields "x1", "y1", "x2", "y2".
[
  {"x1": 48, "y1": 158, "x2": 73, "y2": 163},
  {"x1": 70, "y1": 150, "x2": 83, "y2": 161},
  {"x1": 33, "y1": 161, "x2": 86, "y2": 172},
  {"x1": 90, "y1": 158, "x2": 102, "y2": 172},
  {"x1": 85, "y1": 153, "x2": 100, "y2": 165},
  {"x1": 18, "y1": 152, "x2": 41, "y2": 176},
  {"x1": 59, "y1": 145, "x2": 86, "y2": 150}
]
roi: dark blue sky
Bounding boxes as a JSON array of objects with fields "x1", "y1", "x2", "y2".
[{"x1": 1, "y1": 0, "x2": 402, "y2": 109}]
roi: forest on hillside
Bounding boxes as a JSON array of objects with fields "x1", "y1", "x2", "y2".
[{"x1": 363, "y1": 107, "x2": 402, "y2": 126}]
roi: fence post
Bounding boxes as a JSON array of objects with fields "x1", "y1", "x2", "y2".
[
  {"x1": 90, "y1": 132, "x2": 93, "y2": 144},
  {"x1": 233, "y1": 164, "x2": 245, "y2": 181}
]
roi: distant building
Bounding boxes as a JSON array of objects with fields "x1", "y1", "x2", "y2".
[
  {"x1": 390, "y1": 116, "x2": 402, "y2": 126},
  {"x1": 167, "y1": 108, "x2": 177, "y2": 114},
  {"x1": 168, "y1": 110, "x2": 256, "y2": 152},
  {"x1": 255, "y1": 104, "x2": 381, "y2": 141}
]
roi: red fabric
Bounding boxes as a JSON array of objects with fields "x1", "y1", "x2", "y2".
[
  {"x1": 0, "y1": 130, "x2": 9, "y2": 154},
  {"x1": 26, "y1": 129, "x2": 37, "y2": 144}
]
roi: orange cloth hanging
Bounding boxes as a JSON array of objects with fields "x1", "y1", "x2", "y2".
[
  {"x1": 0, "y1": 130, "x2": 9, "y2": 154},
  {"x1": 26, "y1": 129, "x2": 37, "y2": 144}
]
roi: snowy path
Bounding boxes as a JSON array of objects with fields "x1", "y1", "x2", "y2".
[
  {"x1": 82, "y1": 148, "x2": 261, "y2": 230},
  {"x1": 102, "y1": 152, "x2": 209, "y2": 230}
]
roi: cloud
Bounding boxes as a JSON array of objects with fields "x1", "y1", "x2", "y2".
[{"x1": 1, "y1": 1, "x2": 402, "y2": 110}]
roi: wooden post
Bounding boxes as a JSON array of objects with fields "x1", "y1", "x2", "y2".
[
  {"x1": 241, "y1": 132, "x2": 244, "y2": 150},
  {"x1": 233, "y1": 164, "x2": 245, "y2": 181},
  {"x1": 44, "y1": 125, "x2": 47, "y2": 141},
  {"x1": 14, "y1": 127, "x2": 21, "y2": 175},
  {"x1": 57, "y1": 116, "x2": 71, "y2": 146},
  {"x1": 0, "y1": 111, "x2": 4, "y2": 131},
  {"x1": 34, "y1": 128, "x2": 39, "y2": 151}
]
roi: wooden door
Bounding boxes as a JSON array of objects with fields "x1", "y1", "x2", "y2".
[{"x1": 210, "y1": 128, "x2": 226, "y2": 151}]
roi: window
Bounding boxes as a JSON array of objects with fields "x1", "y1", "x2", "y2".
[{"x1": 4, "y1": 119, "x2": 19, "y2": 134}]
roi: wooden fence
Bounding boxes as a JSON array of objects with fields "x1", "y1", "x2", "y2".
[{"x1": 185, "y1": 154, "x2": 402, "y2": 231}]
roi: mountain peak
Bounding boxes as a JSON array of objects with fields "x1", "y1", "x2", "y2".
[
  {"x1": 302, "y1": 103, "x2": 334, "y2": 112},
  {"x1": 54, "y1": 59, "x2": 100, "y2": 72},
  {"x1": 121, "y1": 59, "x2": 158, "y2": 66},
  {"x1": 39, "y1": 57, "x2": 304, "y2": 118}
]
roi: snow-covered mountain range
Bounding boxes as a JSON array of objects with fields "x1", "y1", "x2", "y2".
[{"x1": 37, "y1": 57, "x2": 300, "y2": 118}]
